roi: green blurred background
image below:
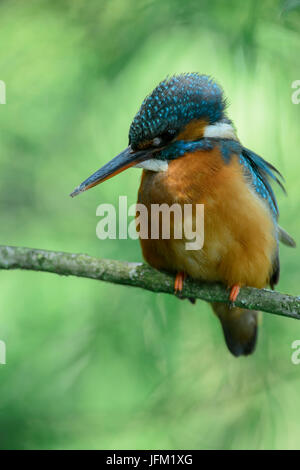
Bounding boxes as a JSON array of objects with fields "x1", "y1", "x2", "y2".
[{"x1": 0, "y1": 0, "x2": 299, "y2": 450}]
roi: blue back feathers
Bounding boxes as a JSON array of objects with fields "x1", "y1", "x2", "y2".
[{"x1": 129, "y1": 73, "x2": 226, "y2": 148}]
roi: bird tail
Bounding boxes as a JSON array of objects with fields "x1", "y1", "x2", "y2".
[{"x1": 211, "y1": 302, "x2": 258, "y2": 357}]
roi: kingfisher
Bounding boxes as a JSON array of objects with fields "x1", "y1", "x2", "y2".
[{"x1": 71, "y1": 73, "x2": 295, "y2": 357}]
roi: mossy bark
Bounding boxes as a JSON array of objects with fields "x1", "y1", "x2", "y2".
[{"x1": 0, "y1": 245, "x2": 299, "y2": 319}]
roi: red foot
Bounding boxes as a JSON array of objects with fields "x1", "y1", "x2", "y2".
[
  {"x1": 174, "y1": 271, "x2": 186, "y2": 294},
  {"x1": 229, "y1": 284, "x2": 240, "y2": 303}
]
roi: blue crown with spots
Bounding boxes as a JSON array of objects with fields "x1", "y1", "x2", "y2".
[{"x1": 129, "y1": 73, "x2": 226, "y2": 148}]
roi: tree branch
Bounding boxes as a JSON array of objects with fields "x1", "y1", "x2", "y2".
[{"x1": 0, "y1": 245, "x2": 299, "y2": 319}]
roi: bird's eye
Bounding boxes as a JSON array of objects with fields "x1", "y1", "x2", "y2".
[
  {"x1": 152, "y1": 129, "x2": 177, "y2": 147},
  {"x1": 152, "y1": 137, "x2": 162, "y2": 147}
]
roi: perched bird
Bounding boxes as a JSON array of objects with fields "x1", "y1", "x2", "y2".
[{"x1": 71, "y1": 73, "x2": 295, "y2": 357}]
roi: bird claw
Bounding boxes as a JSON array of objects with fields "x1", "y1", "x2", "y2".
[
  {"x1": 229, "y1": 284, "x2": 240, "y2": 304},
  {"x1": 174, "y1": 271, "x2": 186, "y2": 295}
]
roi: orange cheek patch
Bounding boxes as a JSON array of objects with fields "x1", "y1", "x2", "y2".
[{"x1": 175, "y1": 119, "x2": 208, "y2": 141}]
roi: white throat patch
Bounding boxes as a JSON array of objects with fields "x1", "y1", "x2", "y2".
[
  {"x1": 204, "y1": 122, "x2": 237, "y2": 140},
  {"x1": 134, "y1": 159, "x2": 168, "y2": 172}
]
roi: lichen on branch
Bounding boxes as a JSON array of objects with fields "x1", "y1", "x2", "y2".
[{"x1": 0, "y1": 245, "x2": 299, "y2": 319}]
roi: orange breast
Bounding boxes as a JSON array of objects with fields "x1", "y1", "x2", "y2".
[{"x1": 137, "y1": 147, "x2": 277, "y2": 289}]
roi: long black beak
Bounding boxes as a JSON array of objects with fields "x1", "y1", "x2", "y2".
[{"x1": 70, "y1": 146, "x2": 151, "y2": 197}]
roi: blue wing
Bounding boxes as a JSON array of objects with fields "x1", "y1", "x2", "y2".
[
  {"x1": 239, "y1": 147, "x2": 285, "y2": 221},
  {"x1": 213, "y1": 140, "x2": 291, "y2": 288},
  {"x1": 239, "y1": 147, "x2": 286, "y2": 288},
  {"x1": 215, "y1": 139, "x2": 284, "y2": 220}
]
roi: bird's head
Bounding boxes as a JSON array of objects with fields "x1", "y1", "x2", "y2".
[{"x1": 70, "y1": 73, "x2": 235, "y2": 197}]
